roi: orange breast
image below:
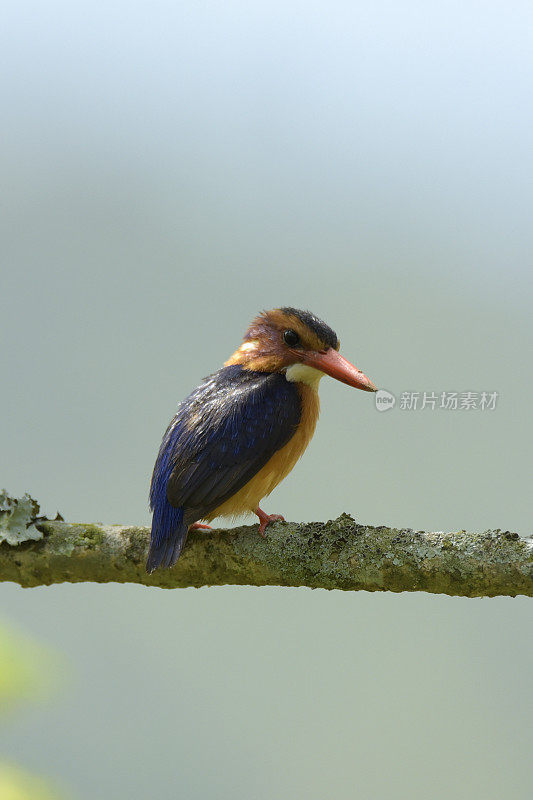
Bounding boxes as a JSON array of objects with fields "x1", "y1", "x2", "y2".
[{"x1": 205, "y1": 383, "x2": 320, "y2": 521}]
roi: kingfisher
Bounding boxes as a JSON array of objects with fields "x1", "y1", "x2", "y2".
[{"x1": 147, "y1": 307, "x2": 377, "y2": 572}]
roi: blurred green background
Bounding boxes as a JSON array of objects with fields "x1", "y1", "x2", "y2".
[
  {"x1": 1, "y1": 1, "x2": 532, "y2": 798},
  {"x1": 0, "y1": 623, "x2": 66, "y2": 799}
]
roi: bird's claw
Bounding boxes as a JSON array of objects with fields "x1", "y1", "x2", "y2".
[{"x1": 255, "y1": 508, "x2": 285, "y2": 537}]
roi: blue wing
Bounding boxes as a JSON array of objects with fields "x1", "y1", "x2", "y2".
[{"x1": 148, "y1": 365, "x2": 301, "y2": 571}]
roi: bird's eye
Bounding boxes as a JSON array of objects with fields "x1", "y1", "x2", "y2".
[{"x1": 283, "y1": 329, "x2": 300, "y2": 347}]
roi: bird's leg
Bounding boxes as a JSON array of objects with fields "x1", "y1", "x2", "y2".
[
  {"x1": 255, "y1": 507, "x2": 285, "y2": 537},
  {"x1": 189, "y1": 522, "x2": 213, "y2": 531}
]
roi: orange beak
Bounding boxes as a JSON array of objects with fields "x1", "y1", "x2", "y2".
[{"x1": 303, "y1": 348, "x2": 377, "y2": 392}]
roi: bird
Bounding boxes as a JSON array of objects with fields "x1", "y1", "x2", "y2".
[{"x1": 147, "y1": 307, "x2": 377, "y2": 572}]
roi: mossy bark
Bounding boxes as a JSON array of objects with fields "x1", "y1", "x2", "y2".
[{"x1": 1, "y1": 515, "x2": 532, "y2": 597}]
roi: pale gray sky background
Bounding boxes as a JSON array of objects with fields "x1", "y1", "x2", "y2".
[{"x1": 1, "y1": 2, "x2": 532, "y2": 798}]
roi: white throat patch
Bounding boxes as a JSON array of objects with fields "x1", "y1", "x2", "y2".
[{"x1": 285, "y1": 363, "x2": 324, "y2": 388}]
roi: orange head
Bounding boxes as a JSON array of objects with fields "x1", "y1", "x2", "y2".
[{"x1": 225, "y1": 307, "x2": 377, "y2": 392}]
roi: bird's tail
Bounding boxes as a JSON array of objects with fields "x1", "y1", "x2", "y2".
[
  {"x1": 148, "y1": 446, "x2": 188, "y2": 572},
  {"x1": 146, "y1": 501, "x2": 188, "y2": 573}
]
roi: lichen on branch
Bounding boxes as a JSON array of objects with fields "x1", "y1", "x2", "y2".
[{"x1": 0, "y1": 494, "x2": 531, "y2": 597}]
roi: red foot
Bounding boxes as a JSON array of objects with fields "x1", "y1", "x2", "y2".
[
  {"x1": 189, "y1": 522, "x2": 213, "y2": 531},
  {"x1": 255, "y1": 507, "x2": 285, "y2": 537}
]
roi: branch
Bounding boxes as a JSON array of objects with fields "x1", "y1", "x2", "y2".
[{"x1": 0, "y1": 494, "x2": 531, "y2": 596}]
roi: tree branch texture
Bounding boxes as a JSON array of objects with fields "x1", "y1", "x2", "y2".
[{"x1": 0, "y1": 494, "x2": 531, "y2": 596}]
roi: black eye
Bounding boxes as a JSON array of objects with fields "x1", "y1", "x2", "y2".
[{"x1": 283, "y1": 329, "x2": 300, "y2": 347}]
